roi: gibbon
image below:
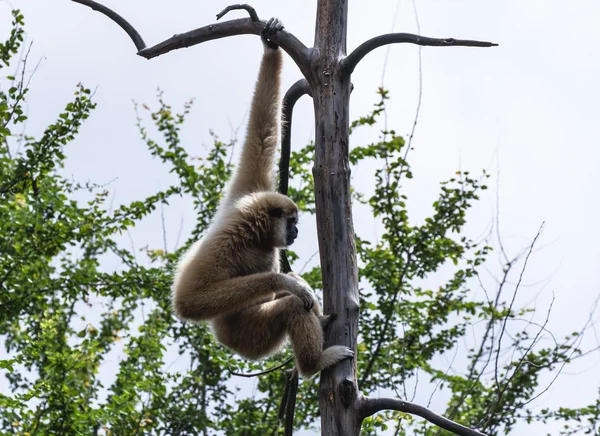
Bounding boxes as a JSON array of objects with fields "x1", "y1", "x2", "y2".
[{"x1": 171, "y1": 18, "x2": 353, "y2": 377}]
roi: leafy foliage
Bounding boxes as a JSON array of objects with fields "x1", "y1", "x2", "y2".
[{"x1": 0, "y1": 11, "x2": 598, "y2": 436}]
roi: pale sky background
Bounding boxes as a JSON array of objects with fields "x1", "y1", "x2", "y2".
[{"x1": 2, "y1": 0, "x2": 600, "y2": 434}]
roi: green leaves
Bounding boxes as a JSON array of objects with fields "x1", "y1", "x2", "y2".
[{"x1": 0, "y1": 10, "x2": 24, "y2": 68}]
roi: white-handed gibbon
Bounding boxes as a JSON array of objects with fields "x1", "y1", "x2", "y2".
[{"x1": 171, "y1": 18, "x2": 353, "y2": 377}]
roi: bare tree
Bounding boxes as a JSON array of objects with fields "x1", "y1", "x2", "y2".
[{"x1": 70, "y1": 1, "x2": 496, "y2": 434}]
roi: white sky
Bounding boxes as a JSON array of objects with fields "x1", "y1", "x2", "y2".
[{"x1": 2, "y1": 0, "x2": 600, "y2": 434}]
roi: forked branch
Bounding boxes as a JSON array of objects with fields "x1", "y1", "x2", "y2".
[
  {"x1": 70, "y1": 1, "x2": 311, "y2": 73},
  {"x1": 342, "y1": 33, "x2": 498, "y2": 74},
  {"x1": 360, "y1": 397, "x2": 487, "y2": 436}
]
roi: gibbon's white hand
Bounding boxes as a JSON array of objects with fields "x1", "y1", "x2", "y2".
[{"x1": 286, "y1": 272, "x2": 317, "y2": 311}]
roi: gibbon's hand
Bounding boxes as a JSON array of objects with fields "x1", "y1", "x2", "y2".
[
  {"x1": 261, "y1": 18, "x2": 284, "y2": 50},
  {"x1": 285, "y1": 273, "x2": 317, "y2": 311}
]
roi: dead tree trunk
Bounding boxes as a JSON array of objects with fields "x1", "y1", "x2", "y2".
[
  {"x1": 70, "y1": 1, "x2": 496, "y2": 434},
  {"x1": 307, "y1": 1, "x2": 362, "y2": 434}
]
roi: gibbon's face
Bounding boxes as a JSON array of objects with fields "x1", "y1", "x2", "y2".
[
  {"x1": 268, "y1": 208, "x2": 299, "y2": 248},
  {"x1": 285, "y1": 215, "x2": 299, "y2": 246}
]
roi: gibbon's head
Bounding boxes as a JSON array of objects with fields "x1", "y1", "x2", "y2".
[
  {"x1": 236, "y1": 192, "x2": 299, "y2": 249},
  {"x1": 268, "y1": 204, "x2": 299, "y2": 247}
]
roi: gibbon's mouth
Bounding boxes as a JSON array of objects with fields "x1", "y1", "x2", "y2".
[{"x1": 286, "y1": 236, "x2": 296, "y2": 246}]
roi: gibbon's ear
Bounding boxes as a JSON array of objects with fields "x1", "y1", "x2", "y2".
[{"x1": 268, "y1": 207, "x2": 283, "y2": 218}]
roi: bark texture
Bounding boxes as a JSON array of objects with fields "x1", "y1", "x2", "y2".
[{"x1": 306, "y1": 1, "x2": 362, "y2": 434}]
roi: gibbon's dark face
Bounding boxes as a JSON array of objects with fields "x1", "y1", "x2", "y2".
[
  {"x1": 285, "y1": 216, "x2": 299, "y2": 246},
  {"x1": 268, "y1": 207, "x2": 299, "y2": 247}
]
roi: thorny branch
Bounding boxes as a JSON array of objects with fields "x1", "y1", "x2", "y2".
[{"x1": 360, "y1": 396, "x2": 487, "y2": 436}]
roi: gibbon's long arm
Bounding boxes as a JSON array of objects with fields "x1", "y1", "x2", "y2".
[
  {"x1": 175, "y1": 271, "x2": 314, "y2": 321},
  {"x1": 225, "y1": 39, "x2": 283, "y2": 202}
]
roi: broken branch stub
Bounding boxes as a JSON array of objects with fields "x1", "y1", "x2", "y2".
[{"x1": 216, "y1": 4, "x2": 259, "y2": 22}]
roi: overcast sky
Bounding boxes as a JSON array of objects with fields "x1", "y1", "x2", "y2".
[{"x1": 3, "y1": 0, "x2": 600, "y2": 434}]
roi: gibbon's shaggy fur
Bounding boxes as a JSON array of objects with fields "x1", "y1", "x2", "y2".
[{"x1": 171, "y1": 19, "x2": 353, "y2": 377}]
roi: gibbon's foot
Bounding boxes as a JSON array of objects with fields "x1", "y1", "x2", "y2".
[
  {"x1": 319, "y1": 345, "x2": 354, "y2": 371},
  {"x1": 261, "y1": 17, "x2": 284, "y2": 50},
  {"x1": 319, "y1": 313, "x2": 337, "y2": 331}
]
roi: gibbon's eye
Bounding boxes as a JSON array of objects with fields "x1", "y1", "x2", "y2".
[{"x1": 267, "y1": 207, "x2": 283, "y2": 218}]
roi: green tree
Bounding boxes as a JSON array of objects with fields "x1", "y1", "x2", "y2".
[{"x1": 1, "y1": 11, "x2": 599, "y2": 436}]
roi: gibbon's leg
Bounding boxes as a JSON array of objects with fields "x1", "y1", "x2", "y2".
[
  {"x1": 274, "y1": 290, "x2": 335, "y2": 330},
  {"x1": 224, "y1": 19, "x2": 284, "y2": 203},
  {"x1": 214, "y1": 295, "x2": 323, "y2": 375},
  {"x1": 214, "y1": 296, "x2": 352, "y2": 377},
  {"x1": 173, "y1": 272, "x2": 315, "y2": 321}
]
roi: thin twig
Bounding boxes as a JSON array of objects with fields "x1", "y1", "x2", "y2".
[
  {"x1": 160, "y1": 201, "x2": 168, "y2": 254},
  {"x1": 380, "y1": 0, "x2": 402, "y2": 88},
  {"x1": 173, "y1": 215, "x2": 184, "y2": 251},
  {"x1": 482, "y1": 292, "x2": 555, "y2": 429},
  {"x1": 360, "y1": 250, "x2": 412, "y2": 387},
  {"x1": 493, "y1": 223, "x2": 545, "y2": 392},
  {"x1": 517, "y1": 296, "x2": 600, "y2": 408},
  {"x1": 299, "y1": 251, "x2": 319, "y2": 274},
  {"x1": 228, "y1": 356, "x2": 294, "y2": 377},
  {"x1": 403, "y1": 0, "x2": 423, "y2": 169}
]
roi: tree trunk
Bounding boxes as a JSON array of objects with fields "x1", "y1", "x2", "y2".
[{"x1": 308, "y1": 0, "x2": 362, "y2": 434}]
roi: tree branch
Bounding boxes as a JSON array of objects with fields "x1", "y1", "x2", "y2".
[
  {"x1": 71, "y1": 0, "x2": 146, "y2": 51},
  {"x1": 360, "y1": 397, "x2": 487, "y2": 436},
  {"x1": 278, "y1": 79, "x2": 311, "y2": 274},
  {"x1": 278, "y1": 79, "x2": 311, "y2": 196},
  {"x1": 71, "y1": 1, "x2": 312, "y2": 72},
  {"x1": 275, "y1": 80, "x2": 310, "y2": 435},
  {"x1": 138, "y1": 18, "x2": 310, "y2": 69},
  {"x1": 342, "y1": 33, "x2": 498, "y2": 74}
]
